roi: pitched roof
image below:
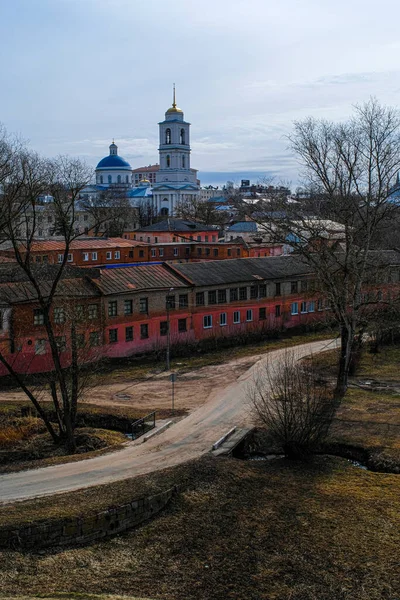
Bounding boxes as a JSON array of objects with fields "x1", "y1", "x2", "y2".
[
  {"x1": 169, "y1": 256, "x2": 312, "y2": 286},
  {"x1": 10, "y1": 238, "x2": 147, "y2": 253},
  {"x1": 137, "y1": 219, "x2": 218, "y2": 233},
  {"x1": 0, "y1": 278, "x2": 100, "y2": 304},
  {"x1": 96, "y1": 264, "x2": 188, "y2": 295}
]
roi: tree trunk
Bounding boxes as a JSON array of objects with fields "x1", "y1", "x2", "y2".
[{"x1": 335, "y1": 323, "x2": 353, "y2": 399}]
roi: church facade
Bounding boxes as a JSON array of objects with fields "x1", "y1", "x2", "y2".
[{"x1": 93, "y1": 88, "x2": 200, "y2": 216}]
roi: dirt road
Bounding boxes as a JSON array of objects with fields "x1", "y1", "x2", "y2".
[{"x1": 0, "y1": 339, "x2": 335, "y2": 503}]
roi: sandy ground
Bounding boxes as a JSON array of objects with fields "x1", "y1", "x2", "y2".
[{"x1": 0, "y1": 353, "x2": 264, "y2": 415}]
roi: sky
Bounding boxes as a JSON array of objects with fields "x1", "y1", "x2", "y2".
[{"x1": 1, "y1": 0, "x2": 400, "y2": 188}]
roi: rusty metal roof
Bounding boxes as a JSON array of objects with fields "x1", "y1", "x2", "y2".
[
  {"x1": 0, "y1": 278, "x2": 100, "y2": 304},
  {"x1": 12, "y1": 237, "x2": 147, "y2": 253},
  {"x1": 169, "y1": 256, "x2": 313, "y2": 286},
  {"x1": 96, "y1": 264, "x2": 188, "y2": 295}
]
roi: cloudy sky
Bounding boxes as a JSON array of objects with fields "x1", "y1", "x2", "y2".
[{"x1": 1, "y1": 0, "x2": 400, "y2": 187}]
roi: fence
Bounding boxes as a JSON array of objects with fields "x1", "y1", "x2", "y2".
[{"x1": 131, "y1": 411, "x2": 156, "y2": 439}]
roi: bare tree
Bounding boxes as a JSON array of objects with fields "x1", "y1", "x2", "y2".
[
  {"x1": 0, "y1": 131, "x2": 98, "y2": 451},
  {"x1": 174, "y1": 195, "x2": 226, "y2": 226},
  {"x1": 136, "y1": 198, "x2": 159, "y2": 228},
  {"x1": 248, "y1": 349, "x2": 336, "y2": 459},
  {"x1": 79, "y1": 187, "x2": 135, "y2": 237},
  {"x1": 247, "y1": 99, "x2": 400, "y2": 397}
]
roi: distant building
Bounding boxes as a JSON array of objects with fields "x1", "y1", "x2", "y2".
[{"x1": 95, "y1": 142, "x2": 132, "y2": 187}]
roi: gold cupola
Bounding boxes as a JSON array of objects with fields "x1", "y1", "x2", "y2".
[{"x1": 166, "y1": 83, "x2": 183, "y2": 114}]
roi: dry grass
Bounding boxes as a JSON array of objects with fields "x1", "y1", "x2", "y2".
[{"x1": 0, "y1": 456, "x2": 398, "y2": 600}]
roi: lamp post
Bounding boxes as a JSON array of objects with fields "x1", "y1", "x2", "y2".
[{"x1": 166, "y1": 286, "x2": 174, "y2": 371}]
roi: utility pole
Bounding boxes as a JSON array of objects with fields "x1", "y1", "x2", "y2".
[{"x1": 166, "y1": 286, "x2": 174, "y2": 371}]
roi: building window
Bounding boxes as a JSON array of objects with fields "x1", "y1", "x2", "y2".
[
  {"x1": 259, "y1": 284, "x2": 267, "y2": 297},
  {"x1": 106, "y1": 251, "x2": 112, "y2": 260},
  {"x1": 233, "y1": 311, "x2": 240, "y2": 324},
  {"x1": 308, "y1": 301, "x2": 315, "y2": 313},
  {"x1": 35, "y1": 339, "x2": 46, "y2": 355},
  {"x1": 213, "y1": 248, "x2": 219, "y2": 257},
  {"x1": 179, "y1": 294, "x2": 188, "y2": 308},
  {"x1": 139, "y1": 250, "x2": 144, "y2": 258},
  {"x1": 196, "y1": 292, "x2": 205, "y2": 306},
  {"x1": 67, "y1": 253, "x2": 73, "y2": 262},
  {"x1": 218, "y1": 289, "x2": 226, "y2": 304},
  {"x1": 166, "y1": 154, "x2": 171, "y2": 167},
  {"x1": 203, "y1": 315, "x2": 212, "y2": 329},
  {"x1": 291, "y1": 281, "x2": 298, "y2": 294},
  {"x1": 159, "y1": 248, "x2": 164, "y2": 257},
  {"x1": 76, "y1": 333, "x2": 85, "y2": 349},
  {"x1": 227, "y1": 248, "x2": 232, "y2": 257},
  {"x1": 166, "y1": 295, "x2": 175, "y2": 309},
  {"x1": 129, "y1": 250, "x2": 134, "y2": 258},
  {"x1": 291, "y1": 302, "x2": 299, "y2": 315},
  {"x1": 275, "y1": 305, "x2": 281, "y2": 317},
  {"x1": 117, "y1": 175, "x2": 121, "y2": 184},
  {"x1": 140, "y1": 297, "x2": 148, "y2": 314},
  {"x1": 205, "y1": 248, "x2": 210, "y2": 256},
  {"x1": 109, "y1": 329, "x2": 118, "y2": 343},
  {"x1": 165, "y1": 128, "x2": 171, "y2": 144},
  {"x1": 205, "y1": 236, "x2": 208, "y2": 242},
  {"x1": 55, "y1": 336, "x2": 66, "y2": 353},
  {"x1": 108, "y1": 301, "x2": 118, "y2": 317},
  {"x1": 114, "y1": 251, "x2": 120, "y2": 259},
  {"x1": 180, "y1": 128, "x2": 185, "y2": 144},
  {"x1": 259, "y1": 307, "x2": 266, "y2": 320},
  {"x1": 239, "y1": 287, "x2": 247, "y2": 301},
  {"x1": 160, "y1": 321, "x2": 168, "y2": 336},
  {"x1": 208, "y1": 290, "x2": 217, "y2": 304},
  {"x1": 178, "y1": 318, "x2": 187, "y2": 332},
  {"x1": 275, "y1": 282, "x2": 281, "y2": 296},
  {"x1": 124, "y1": 299, "x2": 133, "y2": 315},
  {"x1": 182, "y1": 155, "x2": 185, "y2": 168},
  {"x1": 317, "y1": 298, "x2": 323, "y2": 311},
  {"x1": 89, "y1": 331, "x2": 100, "y2": 347},
  {"x1": 83, "y1": 253, "x2": 89, "y2": 262},
  {"x1": 197, "y1": 247, "x2": 202, "y2": 256},
  {"x1": 125, "y1": 326, "x2": 134, "y2": 342},
  {"x1": 246, "y1": 309, "x2": 253, "y2": 322},
  {"x1": 88, "y1": 304, "x2": 98, "y2": 320},
  {"x1": 108, "y1": 175, "x2": 112, "y2": 184},
  {"x1": 151, "y1": 248, "x2": 156, "y2": 258},
  {"x1": 100, "y1": 176, "x2": 103, "y2": 184},
  {"x1": 126, "y1": 175, "x2": 129, "y2": 183},
  {"x1": 76, "y1": 305, "x2": 84, "y2": 321},
  {"x1": 173, "y1": 247, "x2": 178, "y2": 257},
  {"x1": 54, "y1": 307, "x2": 65, "y2": 324},
  {"x1": 212, "y1": 236, "x2": 216, "y2": 242},
  {"x1": 92, "y1": 252, "x2": 98, "y2": 261},
  {"x1": 230, "y1": 288, "x2": 238, "y2": 302},
  {"x1": 301, "y1": 280, "x2": 308, "y2": 293},
  {"x1": 220, "y1": 312, "x2": 227, "y2": 326},
  {"x1": 33, "y1": 309, "x2": 44, "y2": 325},
  {"x1": 237, "y1": 248, "x2": 241, "y2": 256},
  {"x1": 140, "y1": 323, "x2": 149, "y2": 339},
  {"x1": 185, "y1": 246, "x2": 190, "y2": 255},
  {"x1": 250, "y1": 286, "x2": 258, "y2": 299},
  {"x1": 57, "y1": 254, "x2": 63, "y2": 264}
]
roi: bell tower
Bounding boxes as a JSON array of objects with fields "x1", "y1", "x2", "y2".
[{"x1": 153, "y1": 85, "x2": 199, "y2": 216}]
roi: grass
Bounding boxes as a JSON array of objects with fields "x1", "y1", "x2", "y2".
[
  {"x1": 0, "y1": 596, "x2": 153, "y2": 600},
  {"x1": 0, "y1": 455, "x2": 399, "y2": 600}
]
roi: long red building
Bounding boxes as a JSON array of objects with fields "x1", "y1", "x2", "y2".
[{"x1": 0, "y1": 253, "x2": 398, "y2": 376}]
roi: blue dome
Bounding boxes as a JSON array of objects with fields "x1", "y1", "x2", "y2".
[{"x1": 96, "y1": 154, "x2": 132, "y2": 170}]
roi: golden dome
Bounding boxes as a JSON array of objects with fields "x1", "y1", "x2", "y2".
[{"x1": 166, "y1": 105, "x2": 183, "y2": 114}]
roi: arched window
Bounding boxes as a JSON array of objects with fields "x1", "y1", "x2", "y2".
[
  {"x1": 166, "y1": 154, "x2": 170, "y2": 167},
  {"x1": 100, "y1": 176, "x2": 103, "y2": 184},
  {"x1": 126, "y1": 175, "x2": 129, "y2": 183},
  {"x1": 160, "y1": 207, "x2": 169, "y2": 216},
  {"x1": 182, "y1": 155, "x2": 185, "y2": 168},
  {"x1": 165, "y1": 128, "x2": 171, "y2": 144},
  {"x1": 108, "y1": 175, "x2": 112, "y2": 184},
  {"x1": 117, "y1": 175, "x2": 121, "y2": 184},
  {"x1": 180, "y1": 128, "x2": 185, "y2": 144}
]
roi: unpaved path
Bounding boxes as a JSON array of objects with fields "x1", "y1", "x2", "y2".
[{"x1": 0, "y1": 339, "x2": 336, "y2": 503}]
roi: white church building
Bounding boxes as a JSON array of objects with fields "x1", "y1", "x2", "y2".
[{"x1": 92, "y1": 88, "x2": 200, "y2": 216}]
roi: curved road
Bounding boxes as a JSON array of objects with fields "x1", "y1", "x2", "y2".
[{"x1": 0, "y1": 339, "x2": 336, "y2": 503}]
